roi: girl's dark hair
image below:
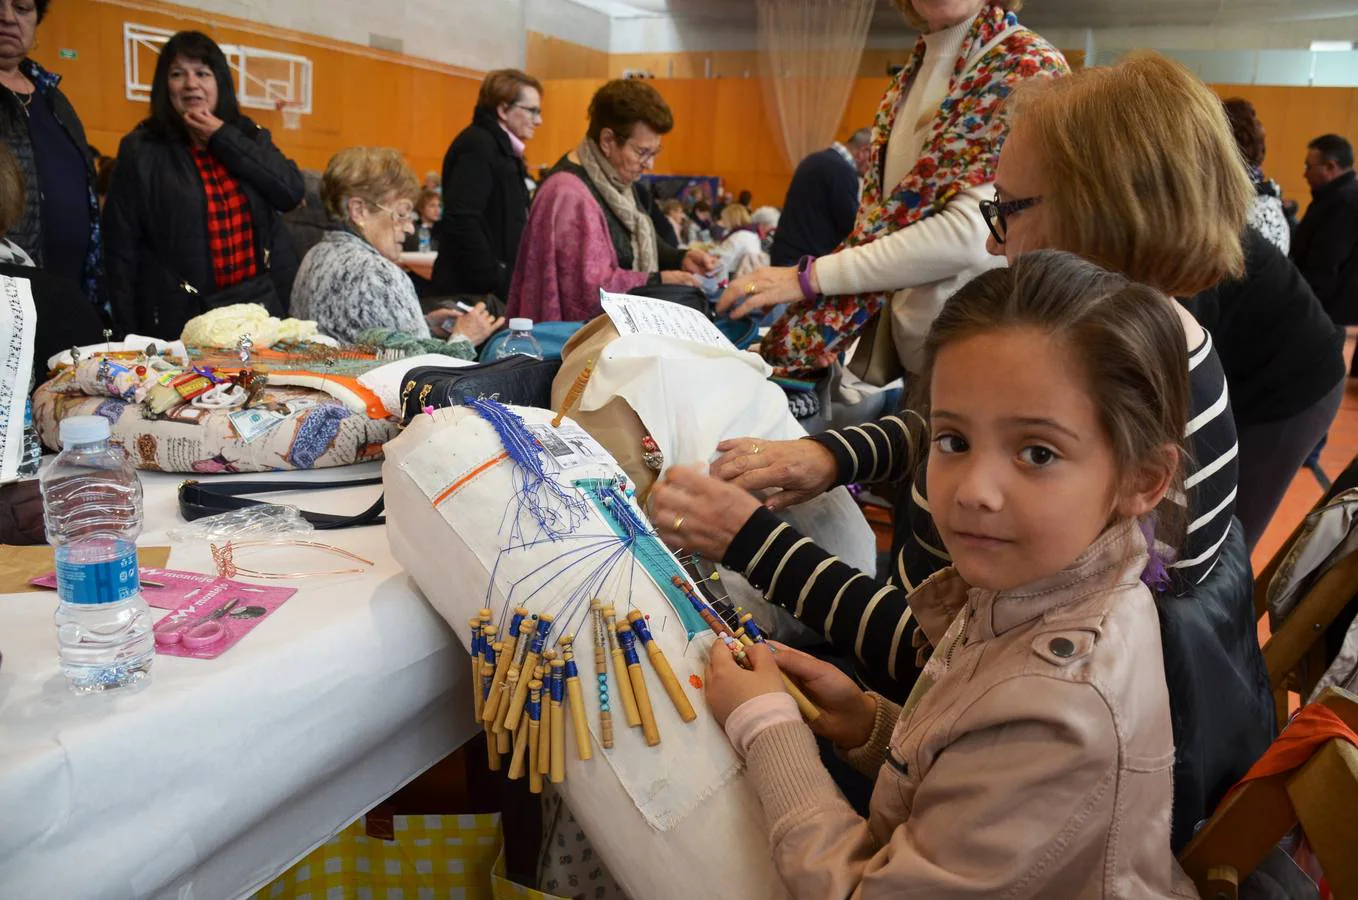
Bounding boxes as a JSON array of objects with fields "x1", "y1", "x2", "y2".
[
  {"x1": 146, "y1": 31, "x2": 241, "y2": 141},
  {"x1": 912, "y1": 250, "x2": 1192, "y2": 555}
]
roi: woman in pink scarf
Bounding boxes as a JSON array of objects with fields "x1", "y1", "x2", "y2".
[{"x1": 506, "y1": 79, "x2": 718, "y2": 323}]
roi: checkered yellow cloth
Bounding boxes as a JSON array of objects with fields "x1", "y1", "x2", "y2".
[{"x1": 255, "y1": 813, "x2": 509, "y2": 900}]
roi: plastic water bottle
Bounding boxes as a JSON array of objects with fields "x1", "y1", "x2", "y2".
[
  {"x1": 417, "y1": 224, "x2": 432, "y2": 253},
  {"x1": 40, "y1": 415, "x2": 154, "y2": 693},
  {"x1": 494, "y1": 318, "x2": 544, "y2": 361}
]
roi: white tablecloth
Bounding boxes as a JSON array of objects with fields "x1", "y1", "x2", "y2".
[{"x1": 0, "y1": 464, "x2": 478, "y2": 900}]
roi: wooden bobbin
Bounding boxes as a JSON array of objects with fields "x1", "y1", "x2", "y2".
[
  {"x1": 507, "y1": 701, "x2": 532, "y2": 780},
  {"x1": 550, "y1": 659, "x2": 566, "y2": 784},
  {"x1": 481, "y1": 662, "x2": 502, "y2": 771},
  {"x1": 527, "y1": 680, "x2": 544, "y2": 794},
  {"x1": 617, "y1": 621, "x2": 660, "y2": 747},
  {"x1": 504, "y1": 614, "x2": 549, "y2": 733},
  {"x1": 483, "y1": 608, "x2": 528, "y2": 725},
  {"x1": 604, "y1": 606, "x2": 641, "y2": 728},
  {"x1": 627, "y1": 610, "x2": 696, "y2": 723},
  {"x1": 537, "y1": 661, "x2": 553, "y2": 776},
  {"x1": 493, "y1": 665, "x2": 520, "y2": 735},
  {"x1": 560, "y1": 635, "x2": 593, "y2": 761}
]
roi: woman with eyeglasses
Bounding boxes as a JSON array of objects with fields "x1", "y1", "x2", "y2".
[
  {"x1": 507, "y1": 78, "x2": 720, "y2": 323},
  {"x1": 102, "y1": 31, "x2": 304, "y2": 340},
  {"x1": 431, "y1": 69, "x2": 540, "y2": 311},
  {"x1": 717, "y1": 0, "x2": 1067, "y2": 384},
  {"x1": 290, "y1": 147, "x2": 501, "y2": 350}
]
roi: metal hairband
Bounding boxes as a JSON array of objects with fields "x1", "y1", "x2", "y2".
[{"x1": 210, "y1": 540, "x2": 374, "y2": 579}]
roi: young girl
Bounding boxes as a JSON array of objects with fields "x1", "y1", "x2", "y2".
[{"x1": 650, "y1": 250, "x2": 1199, "y2": 897}]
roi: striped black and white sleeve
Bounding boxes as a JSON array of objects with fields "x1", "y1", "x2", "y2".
[
  {"x1": 807, "y1": 412, "x2": 925, "y2": 487},
  {"x1": 723, "y1": 507, "x2": 919, "y2": 687}
]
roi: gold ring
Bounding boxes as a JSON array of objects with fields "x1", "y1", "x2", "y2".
[
  {"x1": 751, "y1": 443, "x2": 761, "y2": 454},
  {"x1": 746, "y1": 282, "x2": 757, "y2": 295},
  {"x1": 673, "y1": 516, "x2": 685, "y2": 531}
]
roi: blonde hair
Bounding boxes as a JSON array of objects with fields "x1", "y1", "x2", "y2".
[
  {"x1": 893, "y1": 0, "x2": 1022, "y2": 32},
  {"x1": 321, "y1": 147, "x2": 419, "y2": 221},
  {"x1": 719, "y1": 204, "x2": 752, "y2": 230},
  {"x1": 1008, "y1": 51, "x2": 1250, "y2": 296}
]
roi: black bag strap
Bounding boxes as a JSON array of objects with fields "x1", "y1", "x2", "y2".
[{"x1": 178, "y1": 476, "x2": 385, "y2": 529}]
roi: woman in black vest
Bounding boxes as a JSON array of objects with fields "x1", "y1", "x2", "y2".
[{"x1": 0, "y1": 0, "x2": 103, "y2": 310}]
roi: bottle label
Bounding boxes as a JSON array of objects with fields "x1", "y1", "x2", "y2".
[{"x1": 56, "y1": 548, "x2": 141, "y2": 605}]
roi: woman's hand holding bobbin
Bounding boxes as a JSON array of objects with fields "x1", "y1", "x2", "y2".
[
  {"x1": 710, "y1": 437, "x2": 838, "y2": 511},
  {"x1": 716, "y1": 265, "x2": 812, "y2": 320}
]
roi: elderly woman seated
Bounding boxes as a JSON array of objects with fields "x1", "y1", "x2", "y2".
[
  {"x1": 291, "y1": 147, "x2": 501, "y2": 352},
  {"x1": 714, "y1": 205, "x2": 779, "y2": 280},
  {"x1": 507, "y1": 79, "x2": 719, "y2": 323}
]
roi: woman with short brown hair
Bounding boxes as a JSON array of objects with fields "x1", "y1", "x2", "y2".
[
  {"x1": 507, "y1": 78, "x2": 719, "y2": 322},
  {"x1": 291, "y1": 147, "x2": 500, "y2": 350}
]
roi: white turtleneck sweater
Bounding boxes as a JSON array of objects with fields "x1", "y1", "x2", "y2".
[{"x1": 813, "y1": 10, "x2": 1017, "y2": 372}]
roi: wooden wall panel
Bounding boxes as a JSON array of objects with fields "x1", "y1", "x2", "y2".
[
  {"x1": 27, "y1": 0, "x2": 1358, "y2": 218},
  {"x1": 609, "y1": 51, "x2": 760, "y2": 80},
  {"x1": 30, "y1": 0, "x2": 481, "y2": 177},
  {"x1": 527, "y1": 31, "x2": 609, "y2": 80},
  {"x1": 1210, "y1": 84, "x2": 1358, "y2": 215}
]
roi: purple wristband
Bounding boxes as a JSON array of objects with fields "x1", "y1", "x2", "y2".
[{"x1": 797, "y1": 255, "x2": 818, "y2": 302}]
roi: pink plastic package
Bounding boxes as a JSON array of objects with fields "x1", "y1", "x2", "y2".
[
  {"x1": 30, "y1": 566, "x2": 219, "y2": 610},
  {"x1": 150, "y1": 578, "x2": 296, "y2": 660}
]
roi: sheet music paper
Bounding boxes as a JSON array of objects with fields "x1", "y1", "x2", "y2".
[{"x1": 600, "y1": 290, "x2": 734, "y2": 350}]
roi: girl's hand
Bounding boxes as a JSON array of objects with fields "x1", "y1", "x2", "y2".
[
  {"x1": 650, "y1": 464, "x2": 761, "y2": 561},
  {"x1": 705, "y1": 640, "x2": 787, "y2": 727},
  {"x1": 710, "y1": 436, "x2": 838, "y2": 511},
  {"x1": 772, "y1": 643, "x2": 878, "y2": 749}
]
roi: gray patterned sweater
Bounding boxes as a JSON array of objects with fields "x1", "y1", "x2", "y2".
[{"x1": 291, "y1": 228, "x2": 471, "y2": 357}]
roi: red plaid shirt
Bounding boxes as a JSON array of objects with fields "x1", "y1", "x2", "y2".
[{"x1": 190, "y1": 147, "x2": 258, "y2": 290}]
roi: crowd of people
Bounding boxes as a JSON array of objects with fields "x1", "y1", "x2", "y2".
[{"x1": 8, "y1": 0, "x2": 1358, "y2": 894}]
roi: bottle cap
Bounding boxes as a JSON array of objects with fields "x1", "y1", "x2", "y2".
[
  {"x1": 59, "y1": 415, "x2": 111, "y2": 447},
  {"x1": 508, "y1": 318, "x2": 533, "y2": 332}
]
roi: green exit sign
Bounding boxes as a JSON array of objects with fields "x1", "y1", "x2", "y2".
[{"x1": 58, "y1": 49, "x2": 77, "y2": 59}]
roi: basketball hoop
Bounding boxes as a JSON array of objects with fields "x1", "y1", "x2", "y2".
[{"x1": 274, "y1": 98, "x2": 302, "y2": 131}]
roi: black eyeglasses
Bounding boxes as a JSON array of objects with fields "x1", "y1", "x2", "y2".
[
  {"x1": 511, "y1": 103, "x2": 543, "y2": 120},
  {"x1": 980, "y1": 193, "x2": 1042, "y2": 244}
]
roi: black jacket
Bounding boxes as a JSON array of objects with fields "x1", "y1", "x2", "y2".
[
  {"x1": 1, "y1": 261, "x2": 105, "y2": 389},
  {"x1": 432, "y1": 107, "x2": 530, "y2": 300},
  {"x1": 1292, "y1": 169, "x2": 1358, "y2": 325},
  {"x1": 102, "y1": 117, "x2": 304, "y2": 340},
  {"x1": 1181, "y1": 227, "x2": 1345, "y2": 426},
  {"x1": 769, "y1": 146, "x2": 860, "y2": 267}
]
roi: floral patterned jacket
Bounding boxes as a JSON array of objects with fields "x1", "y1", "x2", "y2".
[{"x1": 760, "y1": 4, "x2": 1068, "y2": 375}]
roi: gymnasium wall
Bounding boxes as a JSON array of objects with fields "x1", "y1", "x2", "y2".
[{"x1": 33, "y1": 0, "x2": 1358, "y2": 214}]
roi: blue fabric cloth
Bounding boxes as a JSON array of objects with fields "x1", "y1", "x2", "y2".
[{"x1": 26, "y1": 89, "x2": 89, "y2": 287}]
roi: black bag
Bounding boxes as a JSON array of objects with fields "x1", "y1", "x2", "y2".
[
  {"x1": 178, "y1": 476, "x2": 385, "y2": 529},
  {"x1": 629, "y1": 283, "x2": 711, "y2": 317},
  {"x1": 399, "y1": 355, "x2": 561, "y2": 423}
]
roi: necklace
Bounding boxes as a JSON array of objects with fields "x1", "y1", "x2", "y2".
[{"x1": 4, "y1": 85, "x2": 32, "y2": 117}]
